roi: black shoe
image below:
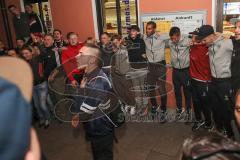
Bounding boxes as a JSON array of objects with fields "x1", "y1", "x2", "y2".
[
  {"x1": 159, "y1": 110, "x2": 167, "y2": 123},
  {"x1": 44, "y1": 120, "x2": 50, "y2": 129},
  {"x1": 192, "y1": 121, "x2": 205, "y2": 132},
  {"x1": 38, "y1": 119, "x2": 45, "y2": 128},
  {"x1": 151, "y1": 106, "x2": 158, "y2": 114},
  {"x1": 204, "y1": 123, "x2": 214, "y2": 131},
  {"x1": 175, "y1": 109, "x2": 184, "y2": 121},
  {"x1": 184, "y1": 111, "x2": 192, "y2": 125}
]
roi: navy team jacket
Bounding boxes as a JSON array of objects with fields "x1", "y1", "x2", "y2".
[{"x1": 73, "y1": 68, "x2": 115, "y2": 139}]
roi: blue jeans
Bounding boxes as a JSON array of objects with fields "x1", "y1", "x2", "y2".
[{"x1": 33, "y1": 81, "x2": 51, "y2": 120}]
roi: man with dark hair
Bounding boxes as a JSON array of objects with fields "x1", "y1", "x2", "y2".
[
  {"x1": 168, "y1": 26, "x2": 192, "y2": 121},
  {"x1": 53, "y1": 29, "x2": 67, "y2": 49},
  {"x1": 0, "y1": 40, "x2": 7, "y2": 56},
  {"x1": 99, "y1": 32, "x2": 114, "y2": 67},
  {"x1": 42, "y1": 34, "x2": 61, "y2": 78},
  {"x1": 7, "y1": 48, "x2": 19, "y2": 58},
  {"x1": 197, "y1": 25, "x2": 234, "y2": 137},
  {"x1": 125, "y1": 25, "x2": 147, "y2": 63},
  {"x1": 189, "y1": 29, "x2": 213, "y2": 131},
  {"x1": 144, "y1": 21, "x2": 168, "y2": 120},
  {"x1": 16, "y1": 37, "x2": 26, "y2": 54},
  {"x1": 8, "y1": 5, "x2": 30, "y2": 41},
  {"x1": 25, "y1": 3, "x2": 46, "y2": 34},
  {"x1": 21, "y1": 46, "x2": 50, "y2": 128}
]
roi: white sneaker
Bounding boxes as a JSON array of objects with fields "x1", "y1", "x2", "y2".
[
  {"x1": 124, "y1": 105, "x2": 131, "y2": 113},
  {"x1": 130, "y1": 106, "x2": 136, "y2": 115}
]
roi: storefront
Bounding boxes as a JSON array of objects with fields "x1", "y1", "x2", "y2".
[
  {"x1": 222, "y1": 0, "x2": 240, "y2": 36},
  {"x1": 95, "y1": 0, "x2": 138, "y2": 36}
]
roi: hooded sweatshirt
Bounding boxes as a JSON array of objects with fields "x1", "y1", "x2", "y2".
[
  {"x1": 144, "y1": 33, "x2": 166, "y2": 62},
  {"x1": 208, "y1": 35, "x2": 233, "y2": 79},
  {"x1": 168, "y1": 36, "x2": 191, "y2": 69}
]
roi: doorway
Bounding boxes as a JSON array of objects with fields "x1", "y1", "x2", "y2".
[{"x1": 96, "y1": 0, "x2": 138, "y2": 36}]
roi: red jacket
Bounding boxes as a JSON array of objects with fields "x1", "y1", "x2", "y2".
[
  {"x1": 190, "y1": 44, "x2": 211, "y2": 82},
  {"x1": 61, "y1": 43, "x2": 84, "y2": 82}
]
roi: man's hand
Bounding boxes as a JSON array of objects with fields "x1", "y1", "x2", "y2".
[
  {"x1": 71, "y1": 80, "x2": 78, "y2": 86},
  {"x1": 142, "y1": 54, "x2": 147, "y2": 59},
  {"x1": 48, "y1": 69, "x2": 59, "y2": 82},
  {"x1": 71, "y1": 114, "x2": 80, "y2": 128}
]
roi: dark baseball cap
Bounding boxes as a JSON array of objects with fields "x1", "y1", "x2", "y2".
[
  {"x1": 189, "y1": 28, "x2": 200, "y2": 35},
  {"x1": 196, "y1": 25, "x2": 215, "y2": 40}
]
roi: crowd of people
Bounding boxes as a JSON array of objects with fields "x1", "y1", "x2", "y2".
[{"x1": 2, "y1": 3, "x2": 240, "y2": 160}]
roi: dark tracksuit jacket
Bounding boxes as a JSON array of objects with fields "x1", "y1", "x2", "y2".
[
  {"x1": 41, "y1": 46, "x2": 61, "y2": 79},
  {"x1": 231, "y1": 37, "x2": 240, "y2": 93},
  {"x1": 100, "y1": 42, "x2": 114, "y2": 67},
  {"x1": 125, "y1": 34, "x2": 147, "y2": 63},
  {"x1": 28, "y1": 55, "x2": 45, "y2": 86},
  {"x1": 27, "y1": 12, "x2": 46, "y2": 33},
  {"x1": 12, "y1": 13, "x2": 30, "y2": 38},
  {"x1": 73, "y1": 68, "x2": 115, "y2": 159}
]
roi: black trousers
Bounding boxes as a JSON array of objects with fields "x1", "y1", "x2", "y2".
[
  {"x1": 172, "y1": 68, "x2": 192, "y2": 112},
  {"x1": 147, "y1": 61, "x2": 167, "y2": 111},
  {"x1": 211, "y1": 78, "x2": 234, "y2": 137},
  {"x1": 191, "y1": 79, "x2": 212, "y2": 125},
  {"x1": 90, "y1": 133, "x2": 114, "y2": 160}
]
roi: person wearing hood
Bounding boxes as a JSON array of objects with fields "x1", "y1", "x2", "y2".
[
  {"x1": 61, "y1": 32, "x2": 84, "y2": 86},
  {"x1": 125, "y1": 25, "x2": 147, "y2": 64},
  {"x1": 197, "y1": 25, "x2": 234, "y2": 138}
]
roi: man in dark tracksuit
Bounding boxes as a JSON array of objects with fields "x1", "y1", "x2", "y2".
[
  {"x1": 197, "y1": 25, "x2": 234, "y2": 137},
  {"x1": 168, "y1": 27, "x2": 192, "y2": 120},
  {"x1": 144, "y1": 21, "x2": 168, "y2": 119},
  {"x1": 231, "y1": 21, "x2": 240, "y2": 95},
  {"x1": 25, "y1": 3, "x2": 47, "y2": 34},
  {"x1": 189, "y1": 30, "x2": 213, "y2": 131},
  {"x1": 72, "y1": 44, "x2": 116, "y2": 160},
  {"x1": 8, "y1": 5, "x2": 30, "y2": 41}
]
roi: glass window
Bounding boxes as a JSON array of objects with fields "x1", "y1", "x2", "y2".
[
  {"x1": 100, "y1": 0, "x2": 137, "y2": 35},
  {"x1": 223, "y1": 1, "x2": 240, "y2": 36},
  {"x1": 103, "y1": 0, "x2": 118, "y2": 34}
]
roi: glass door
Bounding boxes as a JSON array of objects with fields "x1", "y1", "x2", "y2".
[
  {"x1": 96, "y1": 0, "x2": 138, "y2": 36},
  {"x1": 24, "y1": 0, "x2": 53, "y2": 33}
]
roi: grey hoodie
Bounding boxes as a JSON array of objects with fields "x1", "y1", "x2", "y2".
[
  {"x1": 168, "y1": 36, "x2": 191, "y2": 69},
  {"x1": 144, "y1": 33, "x2": 167, "y2": 62},
  {"x1": 208, "y1": 35, "x2": 233, "y2": 78}
]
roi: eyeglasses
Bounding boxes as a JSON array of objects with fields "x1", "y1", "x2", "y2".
[{"x1": 182, "y1": 149, "x2": 240, "y2": 160}]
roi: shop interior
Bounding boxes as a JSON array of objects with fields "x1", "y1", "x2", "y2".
[{"x1": 223, "y1": 0, "x2": 240, "y2": 35}]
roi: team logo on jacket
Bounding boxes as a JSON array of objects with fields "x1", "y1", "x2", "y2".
[{"x1": 224, "y1": 95, "x2": 229, "y2": 101}]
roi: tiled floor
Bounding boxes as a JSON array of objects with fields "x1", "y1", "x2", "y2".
[{"x1": 37, "y1": 119, "x2": 193, "y2": 160}]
